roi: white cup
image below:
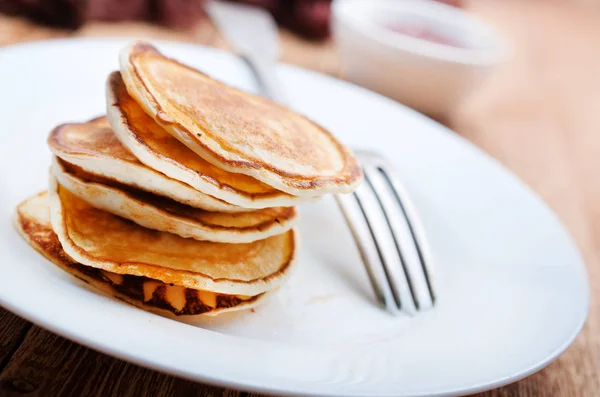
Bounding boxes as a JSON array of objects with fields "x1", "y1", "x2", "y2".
[{"x1": 332, "y1": 0, "x2": 509, "y2": 118}]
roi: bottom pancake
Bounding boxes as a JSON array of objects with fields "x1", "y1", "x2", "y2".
[
  {"x1": 14, "y1": 191, "x2": 267, "y2": 316},
  {"x1": 48, "y1": 174, "x2": 297, "y2": 296}
]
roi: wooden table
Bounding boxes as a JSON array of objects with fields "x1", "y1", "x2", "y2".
[{"x1": 1, "y1": 1, "x2": 599, "y2": 396}]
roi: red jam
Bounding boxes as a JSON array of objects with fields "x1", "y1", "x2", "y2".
[{"x1": 386, "y1": 23, "x2": 467, "y2": 48}]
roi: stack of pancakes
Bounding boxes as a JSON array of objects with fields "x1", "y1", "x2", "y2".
[{"x1": 15, "y1": 41, "x2": 363, "y2": 317}]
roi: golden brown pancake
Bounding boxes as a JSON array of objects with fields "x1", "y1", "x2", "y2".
[
  {"x1": 107, "y1": 72, "x2": 312, "y2": 208},
  {"x1": 119, "y1": 41, "x2": 363, "y2": 197},
  {"x1": 52, "y1": 157, "x2": 298, "y2": 243},
  {"x1": 14, "y1": 192, "x2": 267, "y2": 316},
  {"x1": 48, "y1": 117, "x2": 242, "y2": 213},
  {"x1": 48, "y1": 175, "x2": 298, "y2": 296}
]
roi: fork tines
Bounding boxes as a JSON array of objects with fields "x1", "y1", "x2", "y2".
[{"x1": 335, "y1": 150, "x2": 436, "y2": 315}]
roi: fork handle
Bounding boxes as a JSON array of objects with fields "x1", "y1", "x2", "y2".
[{"x1": 242, "y1": 53, "x2": 289, "y2": 106}]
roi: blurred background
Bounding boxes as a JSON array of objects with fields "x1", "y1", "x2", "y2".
[
  {"x1": 0, "y1": 0, "x2": 461, "y2": 40},
  {"x1": 0, "y1": 0, "x2": 469, "y2": 119},
  {"x1": 1, "y1": 1, "x2": 600, "y2": 395},
  {"x1": 0, "y1": 0, "x2": 596, "y2": 121}
]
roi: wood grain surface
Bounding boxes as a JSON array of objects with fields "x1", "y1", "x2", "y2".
[{"x1": 1, "y1": 1, "x2": 599, "y2": 396}]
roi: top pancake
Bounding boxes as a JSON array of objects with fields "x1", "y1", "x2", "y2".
[
  {"x1": 119, "y1": 41, "x2": 363, "y2": 197},
  {"x1": 106, "y1": 72, "x2": 308, "y2": 209}
]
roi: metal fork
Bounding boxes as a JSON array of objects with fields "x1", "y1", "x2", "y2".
[
  {"x1": 334, "y1": 152, "x2": 435, "y2": 314},
  {"x1": 206, "y1": 0, "x2": 436, "y2": 315}
]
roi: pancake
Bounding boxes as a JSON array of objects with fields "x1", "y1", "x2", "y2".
[
  {"x1": 118, "y1": 41, "x2": 363, "y2": 197},
  {"x1": 52, "y1": 157, "x2": 298, "y2": 243},
  {"x1": 107, "y1": 72, "x2": 312, "y2": 209},
  {"x1": 48, "y1": 116, "x2": 242, "y2": 213},
  {"x1": 48, "y1": 175, "x2": 298, "y2": 296},
  {"x1": 14, "y1": 192, "x2": 268, "y2": 316}
]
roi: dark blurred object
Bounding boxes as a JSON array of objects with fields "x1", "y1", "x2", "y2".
[
  {"x1": 0, "y1": 0, "x2": 207, "y2": 30},
  {"x1": 225, "y1": 0, "x2": 331, "y2": 40},
  {"x1": 156, "y1": 0, "x2": 207, "y2": 29},
  {"x1": 435, "y1": 0, "x2": 463, "y2": 7},
  {"x1": 224, "y1": 0, "x2": 463, "y2": 40},
  {"x1": 0, "y1": 0, "x2": 462, "y2": 40}
]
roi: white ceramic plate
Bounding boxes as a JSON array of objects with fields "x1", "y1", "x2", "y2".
[{"x1": 0, "y1": 39, "x2": 589, "y2": 397}]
